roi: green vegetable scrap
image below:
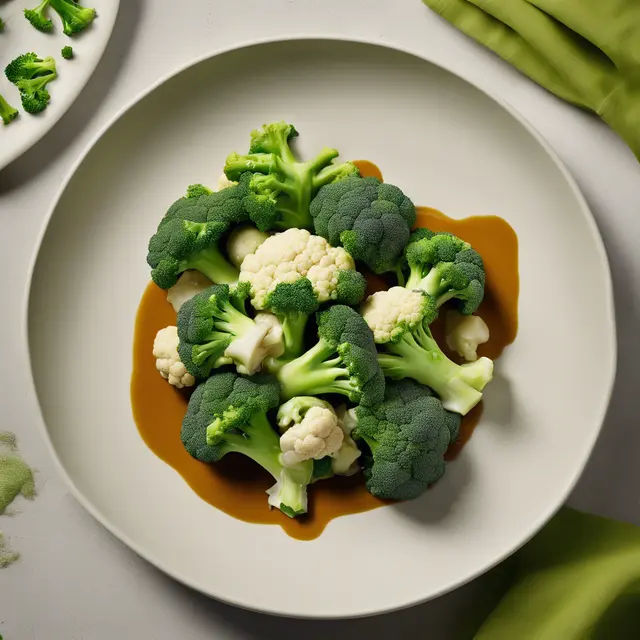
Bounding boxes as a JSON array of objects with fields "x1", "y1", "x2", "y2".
[
  {"x1": 0, "y1": 93, "x2": 18, "y2": 125},
  {"x1": 61, "y1": 45, "x2": 74, "y2": 60},
  {"x1": 0, "y1": 531, "x2": 20, "y2": 568},
  {"x1": 225, "y1": 121, "x2": 359, "y2": 231},
  {"x1": 5, "y1": 53, "x2": 57, "y2": 114},
  {"x1": 0, "y1": 432, "x2": 36, "y2": 514},
  {"x1": 25, "y1": 0, "x2": 96, "y2": 35}
]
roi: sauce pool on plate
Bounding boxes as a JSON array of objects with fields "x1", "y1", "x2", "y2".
[{"x1": 130, "y1": 161, "x2": 519, "y2": 540}]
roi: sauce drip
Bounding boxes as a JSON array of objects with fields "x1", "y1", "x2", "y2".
[{"x1": 131, "y1": 161, "x2": 519, "y2": 540}]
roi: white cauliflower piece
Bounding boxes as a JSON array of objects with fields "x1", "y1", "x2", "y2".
[
  {"x1": 153, "y1": 326, "x2": 195, "y2": 389},
  {"x1": 217, "y1": 173, "x2": 237, "y2": 191},
  {"x1": 445, "y1": 311, "x2": 490, "y2": 361},
  {"x1": 361, "y1": 287, "x2": 427, "y2": 343},
  {"x1": 333, "y1": 406, "x2": 362, "y2": 476},
  {"x1": 224, "y1": 313, "x2": 285, "y2": 374},
  {"x1": 278, "y1": 399, "x2": 344, "y2": 468},
  {"x1": 254, "y1": 312, "x2": 285, "y2": 359},
  {"x1": 227, "y1": 226, "x2": 269, "y2": 269},
  {"x1": 239, "y1": 228, "x2": 355, "y2": 310},
  {"x1": 166, "y1": 270, "x2": 213, "y2": 314}
]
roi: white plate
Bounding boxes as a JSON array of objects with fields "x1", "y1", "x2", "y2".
[
  {"x1": 0, "y1": 0, "x2": 119, "y2": 170},
  {"x1": 27, "y1": 38, "x2": 616, "y2": 618}
]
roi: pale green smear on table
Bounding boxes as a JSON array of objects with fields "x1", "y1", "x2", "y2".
[
  {"x1": 0, "y1": 431, "x2": 36, "y2": 515},
  {"x1": 0, "y1": 531, "x2": 19, "y2": 568}
]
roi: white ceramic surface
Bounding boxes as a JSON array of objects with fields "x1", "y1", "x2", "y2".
[
  {"x1": 27, "y1": 39, "x2": 616, "y2": 618},
  {"x1": 0, "y1": 0, "x2": 119, "y2": 170}
]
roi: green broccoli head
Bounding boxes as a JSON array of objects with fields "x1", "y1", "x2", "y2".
[
  {"x1": 310, "y1": 176, "x2": 416, "y2": 276},
  {"x1": 405, "y1": 231, "x2": 486, "y2": 314},
  {"x1": 0, "y1": 93, "x2": 18, "y2": 126},
  {"x1": 177, "y1": 283, "x2": 264, "y2": 379},
  {"x1": 61, "y1": 46, "x2": 74, "y2": 60},
  {"x1": 185, "y1": 183, "x2": 213, "y2": 199},
  {"x1": 362, "y1": 287, "x2": 493, "y2": 416},
  {"x1": 271, "y1": 304, "x2": 385, "y2": 406},
  {"x1": 24, "y1": 0, "x2": 54, "y2": 32},
  {"x1": 147, "y1": 181, "x2": 251, "y2": 288},
  {"x1": 224, "y1": 121, "x2": 359, "y2": 231},
  {"x1": 49, "y1": 0, "x2": 96, "y2": 36},
  {"x1": 4, "y1": 52, "x2": 57, "y2": 114},
  {"x1": 353, "y1": 379, "x2": 461, "y2": 500},
  {"x1": 181, "y1": 372, "x2": 313, "y2": 518}
]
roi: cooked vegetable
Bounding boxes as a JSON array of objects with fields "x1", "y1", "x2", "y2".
[
  {"x1": 24, "y1": 1, "x2": 53, "y2": 32},
  {"x1": 61, "y1": 46, "x2": 74, "y2": 60},
  {"x1": 153, "y1": 326, "x2": 196, "y2": 389},
  {"x1": 224, "y1": 121, "x2": 358, "y2": 231},
  {"x1": 240, "y1": 228, "x2": 367, "y2": 359},
  {"x1": 25, "y1": 0, "x2": 95, "y2": 35},
  {"x1": 177, "y1": 283, "x2": 281, "y2": 379},
  {"x1": 147, "y1": 180, "x2": 253, "y2": 289},
  {"x1": 5, "y1": 53, "x2": 57, "y2": 114},
  {"x1": 310, "y1": 176, "x2": 416, "y2": 276},
  {"x1": 362, "y1": 287, "x2": 493, "y2": 415},
  {"x1": 166, "y1": 270, "x2": 213, "y2": 313},
  {"x1": 0, "y1": 93, "x2": 18, "y2": 125},
  {"x1": 445, "y1": 311, "x2": 490, "y2": 362},
  {"x1": 181, "y1": 372, "x2": 313, "y2": 517},
  {"x1": 226, "y1": 225, "x2": 269, "y2": 268},
  {"x1": 333, "y1": 405, "x2": 362, "y2": 475},
  {"x1": 405, "y1": 230, "x2": 485, "y2": 314},
  {"x1": 267, "y1": 304, "x2": 385, "y2": 406},
  {"x1": 352, "y1": 379, "x2": 461, "y2": 500}
]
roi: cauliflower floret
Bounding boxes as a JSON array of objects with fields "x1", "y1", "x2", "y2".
[
  {"x1": 217, "y1": 173, "x2": 237, "y2": 191},
  {"x1": 254, "y1": 312, "x2": 285, "y2": 359},
  {"x1": 153, "y1": 326, "x2": 195, "y2": 388},
  {"x1": 239, "y1": 228, "x2": 355, "y2": 309},
  {"x1": 445, "y1": 311, "x2": 490, "y2": 362},
  {"x1": 226, "y1": 226, "x2": 269, "y2": 269},
  {"x1": 166, "y1": 270, "x2": 213, "y2": 313},
  {"x1": 333, "y1": 406, "x2": 362, "y2": 476},
  {"x1": 278, "y1": 398, "x2": 344, "y2": 468},
  {"x1": 361, "y1": 286, "x2": 426, "y2": 343}
]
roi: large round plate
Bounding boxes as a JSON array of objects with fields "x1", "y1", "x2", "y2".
[
  {"x1": 27, "y1": 39, "x2": 615, "y2": 618},
  {"x1": 0, "y1": 0, "x2": 120, "y2": 170}
]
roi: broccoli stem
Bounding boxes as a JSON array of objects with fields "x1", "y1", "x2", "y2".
[
  {"x1": 378, "y1": 322, "x2": 493, "y2": 415},
  {"x1": 276, "y1": 340, "x2": 353, "y2": 400},
  {"x1": 191, "y1": 332, "x2": 232, "y2": 366},
  {"x1": 280, "y1": 313, "x2": 308, "y2": 361},
  {"x1": 225, "y1": 152, "x2": 276, "y2": 180},
  {"x1": 405, "y1": 266, "x2": 428, "y2": 291},
  {"x1": 0, "y1": 94, "x2": 18, "y2": 125},
  {"x1": 183, "y1": 247, "x2": 238, "y2": 285}
]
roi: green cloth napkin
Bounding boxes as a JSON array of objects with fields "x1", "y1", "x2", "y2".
[
  {"x1": 473, "y1": 508, "x2": 640, "y2": 639},
  {"x1": 422, "y1": 0, "x2": 640, "y2": 160}
]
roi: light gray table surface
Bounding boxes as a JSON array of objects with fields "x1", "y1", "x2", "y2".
[{"x1": 1, "y1": 1, "x2": 639, "y2": 637}]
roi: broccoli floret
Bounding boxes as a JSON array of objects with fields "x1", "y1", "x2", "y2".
[
  {"x1": 147, "y1": 181, "x2": 250, "y2": 288},
  {"x1": 352, "y1": 379, "x2": 461, "y2": 500},
  {"x1": 310, "y1": 176, "x2": 416, "y2": 276},
  {"x1": 177, "y1": 283, "x2": 272, "y2": 379},
  {"x1": 224, "y1": 121, "x2": 358, "y2": 231},
  {"x1": 61, "y1": 46, "x2": 74, "y2": 60},
  {"x1": 4, "y1": 53, "x2": 57, "y2": 114},
  {"x1": 181, "y1": 372, "x2": 313, "y2": 517},
  {"x1": 362, "y1": 287, "x2": 493, "y2": 415},
  {"x1": 0, "y1": 17, "x2": 5, "y2": 31},
  {"x1": 405, "y1": 230, "x2": 485, "y2": 314},
  {"x1": 24, "y1": 0, "x2": 54, "y2": 32},
  {"x1": 268, "y1": 305, "x2": 385, "y2": 406},
  {"x1": 0, "y1": 93, "x2": 18, "y2": 125},
  {"x1": 49, "y1": 0, "x2": 96, "y2": 35},
  {"x1": 185, "y1": 183, "x2": 213, "y2": 199}
]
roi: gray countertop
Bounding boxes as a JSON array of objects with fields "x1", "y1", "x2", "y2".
[{"x1": 1, "y1": 1, "x2": 639, "y2": 637}]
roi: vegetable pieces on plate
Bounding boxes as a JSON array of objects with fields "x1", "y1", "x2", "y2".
[{"x1": 147, "y1": 121, "x2": 496, "y2": 519}]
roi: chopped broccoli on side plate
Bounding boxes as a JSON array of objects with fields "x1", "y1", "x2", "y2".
[
  {"x1": 5, "y1": 53, "x2": 57, "y2": 114},
  {"x1": 61, "y1": 46, "x2": 74, "y2": 60},
  {"x1": 0, "y1": 93, "x2": 18, "y2": 125}
]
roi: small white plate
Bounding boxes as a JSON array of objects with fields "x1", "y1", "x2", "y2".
[
  {"x1": 27, "y1": 38, "x2": 615, "y2": 618},
  {"x1": 0, "y1": 0, "x2": 119, "y2": 170}
]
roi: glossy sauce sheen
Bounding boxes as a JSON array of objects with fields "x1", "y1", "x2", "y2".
[{"x1": 131, "y1": 161, "x2": 519, "y2": 540}]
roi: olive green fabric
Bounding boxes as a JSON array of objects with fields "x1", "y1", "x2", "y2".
[
  {"x1": 422, "y1": 0, "x2": 640, "y2": 160},
  {"x1": 474, "y1": 508, "x2": 640, "y2": 639}
]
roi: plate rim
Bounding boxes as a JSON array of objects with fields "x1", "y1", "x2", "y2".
[
  {"x1": 0, "y1": 0, "x2": 121, "y2": 171},
  {"x1": 23, "y1": 35, "x2": 617, "y2": 619}
]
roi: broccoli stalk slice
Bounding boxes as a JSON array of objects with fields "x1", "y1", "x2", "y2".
[
  {"x1": 208, "y1": 413, "x2": 312, "y2": 518},
  {"x1": 181, "y1": 246, "x2": 238, "y2": 285},
  {"x1": 378, "y1": 322, "x2": 493, "y2": 415},
  {"x1": 275, "y1": 339, "x2": 356, "y2": 401},
  {"x1": 0, "y1": 94, "x2": 18, "y2": 125}
]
